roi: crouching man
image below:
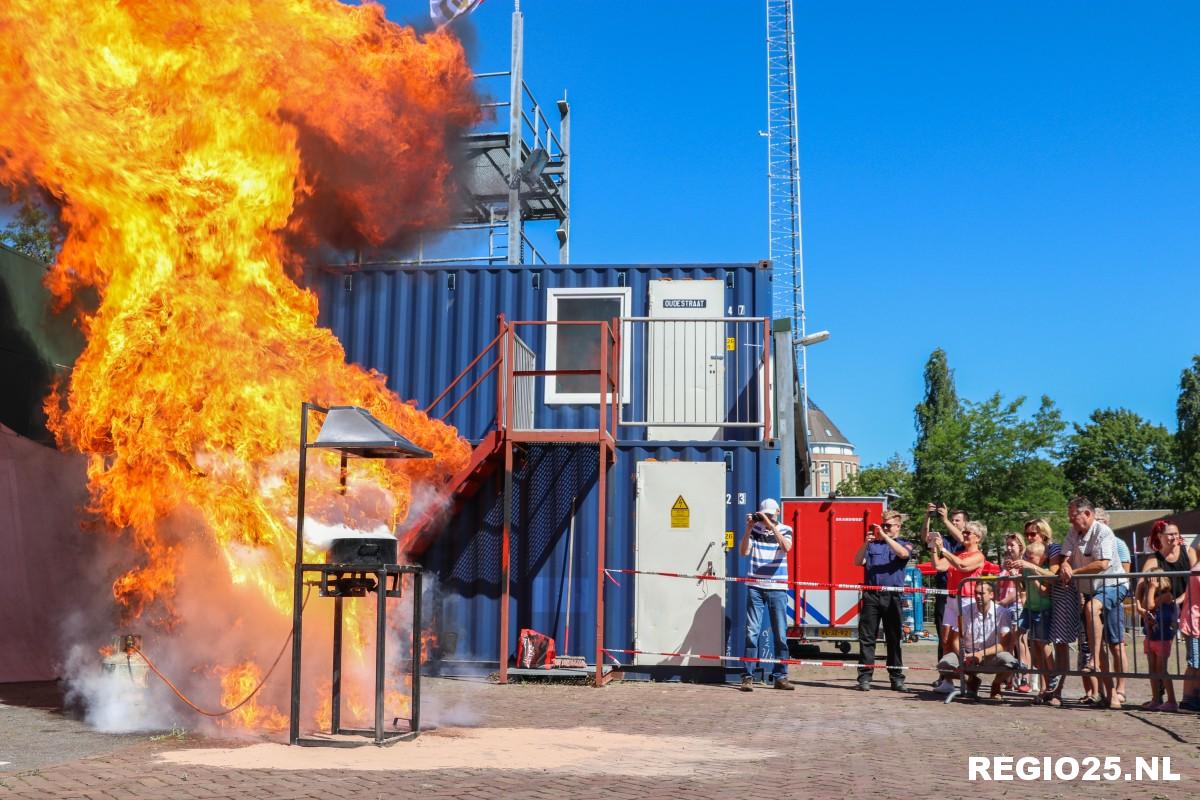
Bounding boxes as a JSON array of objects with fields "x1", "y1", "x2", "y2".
[{"x1": 937, "y1": 581, "x2": 1024, "y2": 701}]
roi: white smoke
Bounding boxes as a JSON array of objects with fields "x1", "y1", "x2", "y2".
[{"x1": 62, "y1": 641, "x2": 180, "y2": 733}]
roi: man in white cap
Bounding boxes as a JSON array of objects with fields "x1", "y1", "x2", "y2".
[{"x1": 738, "y1": 498, "x2": 794, "y2": 691}]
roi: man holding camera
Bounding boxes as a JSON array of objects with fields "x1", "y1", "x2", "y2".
[
  {"x1": 854, "y1": 510, "x2": 914, "y2": 691},
  {"x1": 738, "y1": 498, "x2": 794, "y2": 691}
]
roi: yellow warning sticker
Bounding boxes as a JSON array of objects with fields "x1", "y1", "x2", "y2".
[
  {"x1": 726, "y1": 336, "x2": 736, "y2": 351},
  {"x1": 724, "y1": 530, "x2": 735, "y2": 549},
  {"x1": 670, "y1": 495, "x2": 690, "y2": 528}
]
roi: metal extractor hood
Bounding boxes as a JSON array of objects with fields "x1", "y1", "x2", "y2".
[{"x1": 311, "y1": 406, "x2": 433, "y2": 459}]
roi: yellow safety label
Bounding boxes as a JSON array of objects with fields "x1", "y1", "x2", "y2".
[
  {"x1": 726, "y1": 336, "x2": 736, "y2": 351},
  {"x1": 724, "y1": 530, "x2": 734, "y2": 549},
  {"x1": 670, "y1": 495, "x2": 690, "y2": 528}
]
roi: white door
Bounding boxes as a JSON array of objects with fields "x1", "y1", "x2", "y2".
[
  {"x1": 647, "y1": 279, "x2": 726, "y2": 440},
  {"x1": 634, "y1": 460, "x2": 726, "y2": 666}
]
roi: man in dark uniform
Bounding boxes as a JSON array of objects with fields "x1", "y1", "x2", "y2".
[{"x1": 854, "y1": 510, "x2": 914, "y2": 691}]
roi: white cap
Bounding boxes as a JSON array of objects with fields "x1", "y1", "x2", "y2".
[{"x1": 758, "y1": 498, "x2": 779, "y2": 515}]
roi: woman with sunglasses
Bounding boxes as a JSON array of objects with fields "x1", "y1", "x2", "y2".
[
  {"x1": 1017, "y1": 519, "x2": 1071, "y2": 705},
  {"x1": 929, "y1": 520, "x2": 986, "y2": 672}
]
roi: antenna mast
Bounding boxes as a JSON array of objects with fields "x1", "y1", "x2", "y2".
[{"x1": 765, "y1": 0, "x2": 811, "y2": 489}]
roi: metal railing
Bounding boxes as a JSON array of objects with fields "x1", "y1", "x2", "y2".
[
  {"x1": 421, "y1": 316, "x2": 533, "y2": 437},
  {"x1": 510, "y1": 332, "x2": 536, "y2": 431},
  {"x1": 423, "y1": 315, "x2": 618, "y2": 441},
  {"x1": 942, "y1": 572, "x2": 1195, "y2": 703},
  {"x1": 618, "y1": 317, "x2": 771, "y2": 441}
]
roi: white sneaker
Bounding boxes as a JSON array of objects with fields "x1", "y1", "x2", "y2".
[{"x1": 934, "y1": 679, "x2": 956, "y2": 694}]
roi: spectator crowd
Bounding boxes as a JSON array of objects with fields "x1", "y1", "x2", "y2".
[{"x1": 743, "y1": 494, "x2": 1200, "y2": 711}]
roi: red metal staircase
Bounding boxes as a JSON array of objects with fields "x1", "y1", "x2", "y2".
[
  {"x1": 399, "y1": 429, "x2": 505, "y2": 558},
  {"x1": 398, "y1": 314, "x2": 620, "y2": 685}
]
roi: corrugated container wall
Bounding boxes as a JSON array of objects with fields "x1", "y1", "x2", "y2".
[
  {"x1": 313, "y1": 263, "x2": 771, "y2": 440},
  {"x1": 311, "y1": 263, "x2": 779, "y2": 674}
]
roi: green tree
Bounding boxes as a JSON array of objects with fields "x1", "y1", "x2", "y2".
[
  {"x1": 912, "y1": 349, "x2": 968, "y2": 512},
  {"x1": 1176, "y1": 355, "x2": 1200, "y2": 509},
  {"x1": 1061, "y1": 408, "x2": 1175, "y2": 508},
  {"x1": 836, "y1": 454, "x2": 925, "y2": 551},
  {"x1": 837, "y1": 454, "x2": 913, "y2": 506},
  {"x1": 1, "y1": 198, "x2": 62, "y2": 264},
  {"x1": 914, "y1": 348, "x2": 958, "y2": 451},
  {"x1": 956, "y1": 393, "x2": 1070, "y2": 552}
]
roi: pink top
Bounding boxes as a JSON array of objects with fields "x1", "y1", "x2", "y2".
[
  {"x1": 996, "y1": 568, "x2": 1020, "y2": 607},
  {"x1": 1180, "y1": 564, "x2": 1200, "y2": 638}
]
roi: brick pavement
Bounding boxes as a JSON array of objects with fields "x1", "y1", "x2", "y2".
[{"x1": 2, "y1": 647, "x2": 1198, "y2": 800}]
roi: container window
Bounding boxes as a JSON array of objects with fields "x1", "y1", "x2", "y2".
[{"x1": 545, "y1": 286, "x2": 631, "y2": 404}]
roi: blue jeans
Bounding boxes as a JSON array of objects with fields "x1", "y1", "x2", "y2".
[
  {"x1": 744, "y1": 586, "x2": 789, "y2": 681},
  {"x1": 1094, "y1": 582, "x2": 1128, "y2": 645}
]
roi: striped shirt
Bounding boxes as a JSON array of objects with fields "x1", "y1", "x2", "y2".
[{"x1": 748, "y1": 522, "x2": 793, "y2": 589}]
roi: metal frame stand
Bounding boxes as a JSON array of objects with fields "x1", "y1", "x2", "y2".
[
  {"x1": 291, "y1": 563, "x2": 422, "y2": 747},
  {"x1": 287, "y1": 402, "x2": 428, "y2": 746}
]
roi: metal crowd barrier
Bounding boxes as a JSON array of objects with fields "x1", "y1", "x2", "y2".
[{"x1": 944, "y1": 571, "x2": 1194, "y2": 703}]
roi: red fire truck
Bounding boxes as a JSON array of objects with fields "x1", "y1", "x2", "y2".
[{"x1": 782, "y1": 496, "x2": 886, "y2": 654}]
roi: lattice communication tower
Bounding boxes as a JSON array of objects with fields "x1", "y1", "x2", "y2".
[{"x1": 765, "y1": 0, "x2": 805, "y2": 346}]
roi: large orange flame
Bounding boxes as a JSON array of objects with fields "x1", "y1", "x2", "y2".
[{"x1": 0, "y1": 0, "x2": 475, "y2": 728}]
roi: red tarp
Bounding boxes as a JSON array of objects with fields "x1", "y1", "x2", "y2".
[{"x1": 0, "y1": 423, "x2": 93, "y2": 682}]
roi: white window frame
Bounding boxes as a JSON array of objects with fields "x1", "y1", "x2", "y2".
[{"x1": 544, "y1": 286, "x2": 631, "y2": 405}]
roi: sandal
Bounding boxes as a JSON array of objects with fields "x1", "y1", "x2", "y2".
[
  {"x1": 1046, "y1": 696, "x2": 1062, "y2": 708},
  {"x1": 1079, "y1": 695, "x2": 1098, "y2": 706}
]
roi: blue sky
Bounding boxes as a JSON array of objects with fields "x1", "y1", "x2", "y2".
[
  {"x1": 4, "y1": 3, "x2": 1192, "y2": 466},
  {"x1": 379, "y1": 0, "x2": 1200, "y2": 465},
  {"x1": 9, "y1": 0, "x2": 1190, "y2": 470},
  {"x1": 403, "y1": 3, "x2": 1198, "y2": 464}
]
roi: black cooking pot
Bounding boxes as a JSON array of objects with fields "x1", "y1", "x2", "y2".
[{"x1": 328, "y1": 536, "x2": 398, "y2": 566}]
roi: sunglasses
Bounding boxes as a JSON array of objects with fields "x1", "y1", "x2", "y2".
[{"x1": 881, "y1": 523, "x2": 899, "y2": 530}]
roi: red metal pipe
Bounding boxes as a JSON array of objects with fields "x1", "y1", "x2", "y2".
[
  {"x1": 762, "y1": 317, "x2": 772, "y2": 442},
  {"x1": 495, "y1": 315, "x2": 506, "y2": 433},
  {"x1": 439, "y1": 358, "x2": 501, "y2": 421},
  {"x1": 499, "y1": 437, "x2": 513, "y2": 684},
  {"x1": 610, "y1": 317, "x2": 620, "y2": 438},
  {"x1": 594, "y1": 325, "x2": 611, "y2": 686}
]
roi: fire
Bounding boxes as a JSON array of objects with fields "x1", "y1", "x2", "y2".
[
  {"x1": 217, "y1": 662, "x2": 287, "y2": 732},
  {"x1": 313, "y1": 680, "x2": 372, "y2": 732},
  {"x1": 0, "y1": 0, "x2": 476, "y2": 729}
]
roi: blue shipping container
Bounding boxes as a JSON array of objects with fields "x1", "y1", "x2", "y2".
[{"x1": 311, "y1": 262, "x2": 779, "y2": 675}]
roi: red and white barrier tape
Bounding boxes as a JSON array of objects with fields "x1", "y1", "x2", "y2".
[
  {"x1": 601, "y1": 648, "x2": 943, "y2": 672},
  {"x1": 603, "y1": 567, "x2": 952, "y2": 596}
]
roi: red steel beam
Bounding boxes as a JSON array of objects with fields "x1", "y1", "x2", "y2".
[
  {"x1": 594, "y1": 326, "x2": 610, "y2": 687},
  {"x1": 498, "y1": 324, "x2": 516, "y2": 684},
  {"x1": 762, "y1": 317, "x2": 772, "y2": 442}
]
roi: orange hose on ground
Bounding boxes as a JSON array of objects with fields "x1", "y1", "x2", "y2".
[{"x1": 128, "y1": 586, "x2": 311, "y2": 717}]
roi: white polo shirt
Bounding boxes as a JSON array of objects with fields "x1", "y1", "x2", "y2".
[
  {"x1": 950, "y1": 599, "x2": 1012, "y2": 654},
  {"x1": 1061, "y1": 521, "x2": 1124, "y2": 595}
]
